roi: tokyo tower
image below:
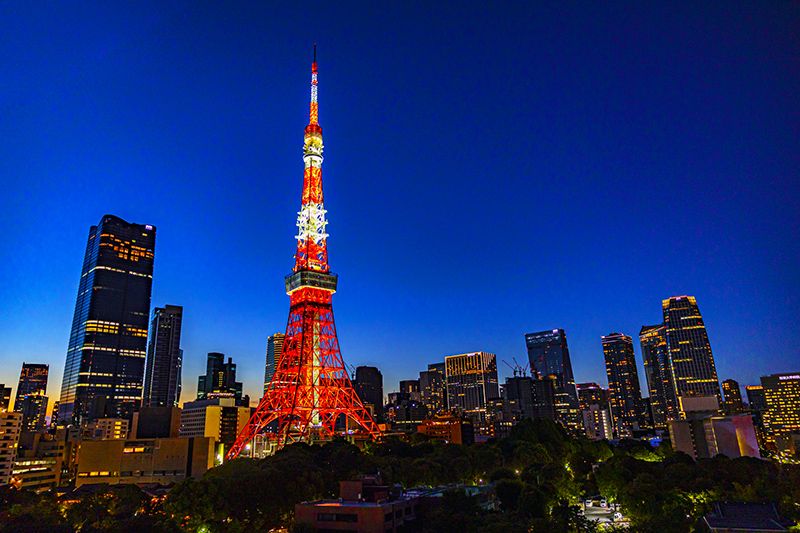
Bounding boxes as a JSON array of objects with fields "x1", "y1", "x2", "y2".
[{"x1": 227, "y1": 48, "x2": 381, "y2": 459}]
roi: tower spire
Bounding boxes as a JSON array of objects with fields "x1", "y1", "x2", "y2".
[{"x1": 309, "y1": 44, "x2": 319, "y2": 126}]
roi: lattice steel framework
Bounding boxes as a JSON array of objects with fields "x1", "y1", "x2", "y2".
[{"x1": 227, "y1": 48, "x2": 381, "y2": 459}]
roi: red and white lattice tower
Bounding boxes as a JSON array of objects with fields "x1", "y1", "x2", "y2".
[{"x1": 227, "y1": 47, "x2": 381, "y2": 459}]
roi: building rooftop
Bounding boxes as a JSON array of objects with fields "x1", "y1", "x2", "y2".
[{"x1": 704, "y1": 502, "x2": 793, "y2": 532}]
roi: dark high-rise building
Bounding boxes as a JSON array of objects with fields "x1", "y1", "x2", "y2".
[
  {"x1": 16, "y1": 396, "x2": 48, "y2": 432},
  {"x1": 503, "y1": 376, "x2": 535, "y2": 422},
  {"x1": 197, "y1": 353, "x2": 246, "y2": 406},
  {"x1": 0, "y1": 386, "x2": 11, "y2": 411},
  {"x1": 525, "y1": 329, "x2": 581, "y2": 431},
  {"x1": 640, "y1": 324, "x2": 677, "y2": 429},
  {"x1": 445, "y1": 352, "x2": 499, "y2": 428},
  {"x1": 419, "y1": 363, "x2": 445, "y2": 415},
  {"x1": 263, "y1": 333, "x2": 285, "y2": 393},
  {"x1": 745, "y1": 384, "x2": 769, "y2": 447},
  {"x1": 143, "y1": 305, "x2": 183, "y2": 408},
  {"x1": 662, "y1": 296, "x2": 721, "y2": 407},
  {"x1": 746, "y1": 385, "x2": 767, "y2": 414},
  {"x1": 722, "y1": 379, "x2": 745, "y2": 415},
  {"x1": 15, "y1": 364, "x2": 48, "y2": 400},
  {"x1": 602, "y1": 333, "x2": 644, "y2": 438},
  {"x1": 59, "y1": 215, "x2": 156, "y2": 425},
  {"x1": 532, "y1": 377, "x2": 558, "y2": 421},
  {"x1": 15, "y1": 363, "x2": 49, "y2": 432},
  {"x1": 354, "y1": 366, "x2": 383, "y2": 421},
  {"x1": 399, "y1": 379, "x2": 421, "y2": 401}
]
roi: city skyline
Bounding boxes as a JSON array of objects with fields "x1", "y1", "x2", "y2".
[{"x1": 2, "y1": 3, "x2": 799, "y2": 411}]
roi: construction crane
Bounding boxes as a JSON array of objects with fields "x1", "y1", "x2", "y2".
[{"x1": 502, "y1": 357, "x2": 529, "y2": 378}]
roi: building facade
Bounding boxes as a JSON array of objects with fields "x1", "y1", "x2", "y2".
[
  {"x1": 59, "y1": 215, "x2": 156, "y2": 424},
  {"x1": 525, "y1": 329, "x2": 581, "y2": 431},
  {"x1": 444, "y1": 352, "x2": 499, "y2": 429},
  {"x1": 0, "y1": 411, "x2": 22, "y2": 486},
  {"x1": 760, "y1": 373, "x2": 800, "y2": 454},
  {"x1": 75, "y1": 436, "x2": 214, "y2": 487},
  {"x1": 662, "y1": 296, "x2": 721, "y2": 408},
  {"x1": 602, "y1": 332, "x2": 645, "y2": 438},
  {"x1": 263, "y1": 332, "x2": 285, "y2": 393},
  {"x1": 143, "y1": 305, "x2": 183, "y2": 408},
  {"x1": 179, "y1": 397, "x2": 251, "y2": 458},
  {"x1": 669, "y1": 414, "x2": 760, "y2": 460}
]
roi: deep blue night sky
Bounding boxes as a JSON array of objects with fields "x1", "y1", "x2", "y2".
[{"x1": 1, "y1": 2, "x2": 798, "y2": 408}]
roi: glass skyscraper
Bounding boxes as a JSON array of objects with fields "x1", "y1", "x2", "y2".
[
  {"x1": 639, "y1": 324, "x2": 677, "y2": 428},
  {"x1": 59, "y1": 215, "x2": 156, "y2": 425},
  {"x1": 143, "y1": 305, "x2": 183, "y2": 408},
  {"x1": 263, "y1": 332, "x2": 285, "y2": 393},
  {"x1": 662, "y1": 296, "x2": 721, "y2": 406},
  {"x1": 525, "y1": 329, "x2": 581, "y2": 431},
  {"x1": 602, "y1": 332, "x2": 644, "y2": 438}
]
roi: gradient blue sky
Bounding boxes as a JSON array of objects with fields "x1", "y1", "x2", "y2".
[{"x1": 1, "y1": 2, "x2": 798, "y2": 409}]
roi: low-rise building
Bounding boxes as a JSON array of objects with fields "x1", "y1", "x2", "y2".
[
  {"x1": 180, "y1": 397, "x2": 251, "y2": 458},
  {"x1": 295, "y1": 475, "x2": 420, "y2": 533},
  {"x1": 417, "y1": 413, "x2": 474, "y2": 445},
  {"x1": 11, "y1": 457, "x2": 60, "y2": 493},
  {"x1": 669, "y1": 414, "x2": 760, "y2": 460},
  {"x1": 85, "y1": 418, "x2": 129, "y2": 440},
  {"x1": 703, "y1": 502, "x2": 793, "y2": 532},
  {"x1": 75, "y1": 436, "x2": 214, "y2": 487}
]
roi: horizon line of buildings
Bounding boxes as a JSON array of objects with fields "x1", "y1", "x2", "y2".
[{"x1": 1, "y1": 212, "x2": 799, "y2": 493}]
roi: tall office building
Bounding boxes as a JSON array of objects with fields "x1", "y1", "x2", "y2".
[
  {"x1": 722, "y1": 379, "x2": 745, "y2": 415},
  {"x1": 15, "y1": 364, "x2": 48, "y2": 401},
  {"x1": 143, "y1": 305, "x2": 183, "y2": 408},
  {"x1": 444, "y1": 352, "x2": 499, "y2": 428},
  {"x1": 525, "y1": 329, "x2": 581, "y2": 430},
  {"x1": 263, "y1": 333, "x2": 285, "y2": 393},
  {"x1": 0, "y1": 386, "x2": 10, "y2": 411},
  {"x1": 14, "y1": 363, "x2": 49, "y2": 433},
  {"x1": 640, "y1": 324, "x2": 677, "y2": 428},
  {"x1": 662, "y1": 296, "x2": 721, "y2": 407},
  {"x1": 353, "y1": 366, "x2": 384, "y2": 421},
  {"x1": 602, "y1": 333, "x2": 644, "y2": 438},
  {"x1": 419, "y1": 363, "x2": 446, "y2": 415},
  {"x1": 760, "y1": 373, "x2": 800, "y2": 453},
  {"x1": 197, "y1": 353, "x2": 246, "y2": 405},
  {"x1": 59, "y1": 215, "x2": 155, "y2": 424}
]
